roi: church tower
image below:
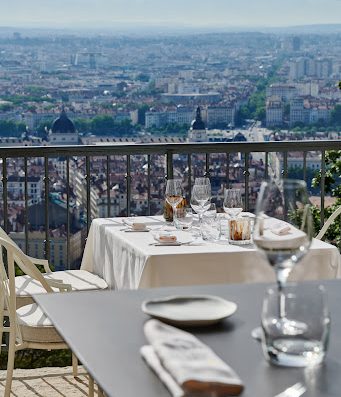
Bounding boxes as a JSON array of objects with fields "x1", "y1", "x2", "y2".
[{"x1": 188, "y1": 106, "x2": 207, "y2": 142}]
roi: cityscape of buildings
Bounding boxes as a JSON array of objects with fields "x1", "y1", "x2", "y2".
[{"x1": 0, "y1": 28, "x2": 340, "y2": 268}]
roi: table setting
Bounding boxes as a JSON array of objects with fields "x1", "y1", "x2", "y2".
[
  {"x1": 34, "y1": 279, "x2": 341, "y2": 397},
  {"x1": 81, "y1": 177, "x2": 341, "y2": 290},
  {"x1": 135, "y1": 179, "x2": 333, "y2": 396}
]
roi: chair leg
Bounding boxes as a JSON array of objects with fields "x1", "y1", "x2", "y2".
[
  {"x1": 4, "y1": 330, "x2": 16, "y2": 397},
  {"x1": 88, "y1": 375, "x2": 94, "y2": 397},
  {"x1": 72, "y1": 352, "x2": 78, "y2": 377}
]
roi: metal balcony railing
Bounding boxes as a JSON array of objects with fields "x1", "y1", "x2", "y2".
[{"x1": 0, "y1": 140, "x2": 340, "y2": 267}]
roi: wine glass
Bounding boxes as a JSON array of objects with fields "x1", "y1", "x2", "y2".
[
  {"x1": 223, "y1": 188, "x2": 243, "y2": 218},
  {"x1": 253, "y1": 179, "x2": 313, "y2": 336},
  {"x1": 165, "y1": 179, "x2": 183, "y2": 224},
  {"x1": 190, "y1": 185, "x2": 211, "y2": 229},
  {"x1": 195, "y1": 177, "x2": 211, "y2": 187}
]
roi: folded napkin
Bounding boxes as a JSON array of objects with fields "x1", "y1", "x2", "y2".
[
  {"x1": 270, "y1": 222, "x2": 291, "y2": 236},
  {"x1": 141, "y1": 319, "x2": 244, "y2": 397},
  {"x1": 254, "y1": 219, "x2": 308, "y2": 250},
  {"x1": 123, "y1": 219, "x2": 147, "y2": 230}
]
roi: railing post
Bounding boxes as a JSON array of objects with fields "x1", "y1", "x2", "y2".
[
  {"x1": 320, "y1": 150, "x2": 326, "y2": 227},
  {"x1": 187, "y1": 153, "x2": 192, "y2": 201},
  {"x1": 265, "y1": 152, "x2": 269, "y2": 180},
  {"x1": 243, "y1": 152, "x2": 250, "y2": 211},
  {"x1": 44, "y1": 156, "x2": 50, "y2": 262},
  {"x1": 204, "y1": 153, "x2": 210, "y2": 177},
  {"x1": 166, "y1": 150, "x2": 173, "y2": 180},
  {"x1": 303, "y1": 151, "x2": 307, "y2": 181},
  {"x1": 106, "y1": 155, "x2": 111, "y2": 217},
  {"x1": 147, "y1": 155, "x2": 151, "y2": 216},
  {"x1": 2, "y1": 157, "x2": 8, "y2": 233},
  {"x1": 226, "y1": 153, "x2": 230, "y2": 188},
  {"x1": 125, "y1": 155, "x2": 131, "y2": 216},
  {"x1": 24, "y1": 157, "x2": 29, "y2": 254},
  {"x1": 66, "y1": 157, "x2": 70, "y2": 269},
  {"x1": 85, "y1": 156, "x2": 91, "y2": 234}
]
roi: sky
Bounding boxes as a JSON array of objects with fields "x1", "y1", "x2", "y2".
[{"x1": 1, "y1": 0, "x2": 341, "y2": 30}]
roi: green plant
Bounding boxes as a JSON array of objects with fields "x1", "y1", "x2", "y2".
[{"x1": 312, "y1": 150, "x2": 341, "y2": 248}]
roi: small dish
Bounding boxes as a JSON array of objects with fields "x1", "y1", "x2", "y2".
[{"x1": 142, "y1": 295, "x2": 237, "y2": 326}]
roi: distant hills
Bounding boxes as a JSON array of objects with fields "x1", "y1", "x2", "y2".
[{"x1": 1, "y1": 23, "x2": 341, "y2": 37}]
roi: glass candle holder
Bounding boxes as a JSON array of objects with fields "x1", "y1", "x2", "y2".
[{"x1": 228, "y1": 217, "x2": 252, "y2": 245}]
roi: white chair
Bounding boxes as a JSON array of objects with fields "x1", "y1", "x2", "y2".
[
  {"x1": 0, "y1": 237, "x2": 75, "y2": 397},
  {"x1": 316, "y1": 205, "x2": 341, "y2": 240},
  {"x1": 0, "y1": 227, "x2": 108, "y2": 309},
  {"x1": 0, "y1": 226, "x2": 107, "y2": 381}
]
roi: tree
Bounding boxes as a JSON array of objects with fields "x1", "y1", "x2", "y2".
[
  {"x1": 312, "y1": 150, "x2": 341, "y2": 248},
  {"x1": 331, "y1": 104, "x2": 341, "y2": 125},
  {"x1": 0, "y1": 120, "x2": 22, "y2": 137},
  {"x1": 0, "y1": 103, "x2": 13, "y2": 112}
]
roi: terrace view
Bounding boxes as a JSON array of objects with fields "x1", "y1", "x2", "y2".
[{"x1": 0, "y1": 0, "x2": 341, "y2": 396}]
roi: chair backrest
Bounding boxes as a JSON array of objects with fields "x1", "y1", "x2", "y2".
[
  {"x1": 0, "y1": 237, "x2": 53, "y2": 312},
  {"x1": 316, "y1": 206, "x2": 341, "y2": 240},
  {"x1": 0, "y1": 226, "x2": 52, "y2": 286},
  {"x1": 0, "y1": 236, "x2": 25, "y2": 345},
  {"x1": 0, "y1": 237, "x2": 55, "y2": 347},
  {"x1": 0, "y1": 226, "x2": 21, "y2": 249}
]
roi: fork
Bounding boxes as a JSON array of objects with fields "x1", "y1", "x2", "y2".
[{"x1": 275, "y1": 382, "x2": 306, "y2": 397}]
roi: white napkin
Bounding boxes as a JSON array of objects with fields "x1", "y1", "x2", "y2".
[
  {"x1": 141, "y1": 319, "x2": 244, "y2": 397},
  {"x1": 254, "y1": 219, "x2": 308, "y2": 250},
  {"x1": 123, "y1": 219, "x2": 147, "y2": 230},
  {"x1": 270, "y1": 222, "x2": 291, "y2": 236}
]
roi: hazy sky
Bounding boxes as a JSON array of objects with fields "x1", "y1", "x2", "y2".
[{"x1": 1, "y1": 0, "x2": 341, "y2": 29}]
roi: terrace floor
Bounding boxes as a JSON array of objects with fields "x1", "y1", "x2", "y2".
[{"x1": 0, "y1": 366, "x2": 98, "y2": 396}]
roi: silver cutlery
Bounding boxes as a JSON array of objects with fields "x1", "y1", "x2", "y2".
[
  {"x1": 120, "y1": 228, "x2": 150, "y2": 232},
  {"x1": 149, "y1": 241, "x2": 194, "y2": 246},
  {"x1": 274, "y1": 382, "x2": 306, "y2": 397}
]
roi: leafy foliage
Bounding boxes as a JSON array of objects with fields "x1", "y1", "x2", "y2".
[
  {"x1": 0, "y1": 350, "x2": 72, "y2": 370},
  {"x1": 312, "y1": 150, "x2": 341, "y2": 248},
  {"x1": 0, "y1": 120, "x2": 26, "y2": 137}
]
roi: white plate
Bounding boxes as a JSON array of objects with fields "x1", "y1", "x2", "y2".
[{"x1": 142, "y1": 295, "x2": 237, "y2": 326}]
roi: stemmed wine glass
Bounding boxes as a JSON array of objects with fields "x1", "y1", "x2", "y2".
[
  {"x1": 195, "y1": 177, "x2": 211, "y2": 190},
  {"x1": 223, "y1": 188, "x2": 243, "y2": 218},
  {"x1": 165, "y1": 179, "x2": 184, "y2": 224},
  {"x1": 190, "y1": 185, "x2": 211, "y2": 230},
  {"x1": 253, "y1": 179, "x2": 313, "y2": 336}
]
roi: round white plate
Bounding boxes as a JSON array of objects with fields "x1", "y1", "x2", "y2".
[{"x1": 142, "y1": 295, "x2": 237, "y2": 326}]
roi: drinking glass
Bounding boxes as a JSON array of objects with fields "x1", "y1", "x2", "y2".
[
  {"x1": 201, "y1": 217, "x2": 221, "y2": 242},
  {"x1": 165, "y1": 179, "x2": 183, "y2": 224},
  {"x1": 203, "y1": 203, "x2": 217, "y2": 221},
  {"x1": 223, "y1": 188, "x2": 243, "y2": 218},
  {"x1": 262, "y1": 284, "x2": 330, "y2": 367},
  {"x1": 195, "y1": 177, "x2": 211, "y2": 190},
  {"x1": 253, "y1": 179, "x2": 313, "y2": 335},
  {"x1": 190, "y1": 185, "x2": 211, "y2": 227},
  {"x1": 228, "y1": 217, "x2": 252, "y2": 245},
  {"x1": 174, "y1": 208, "x2": 194, "y2": 231}
]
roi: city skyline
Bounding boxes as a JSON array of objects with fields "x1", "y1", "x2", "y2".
[{"x1": 1, "y1": 0, "x2": 341, "y2": 30}]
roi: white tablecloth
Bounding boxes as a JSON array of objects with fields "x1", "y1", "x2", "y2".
[{"x1": 81, "y1": 216, "x2": 341, "y2": 290}]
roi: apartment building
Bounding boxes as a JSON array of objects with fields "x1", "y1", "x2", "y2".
[{"x1": 266, "y1": 97, "x2": 284, "y2": 127}]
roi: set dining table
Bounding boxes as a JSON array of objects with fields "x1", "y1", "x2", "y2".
[
  {"x1": 34, "y1": 280, "x2": 341, "y2": 397},
  {"x1": 32, "y1": 213, "x2": 341, "y2": 397},
  {"x1": 80, "y1": 215, "x2": 341, "y2": 290}
]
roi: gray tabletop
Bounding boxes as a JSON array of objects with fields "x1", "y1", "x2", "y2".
[{"x1": 34, "y1": 280, "x2": 341, "y2": 397}]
